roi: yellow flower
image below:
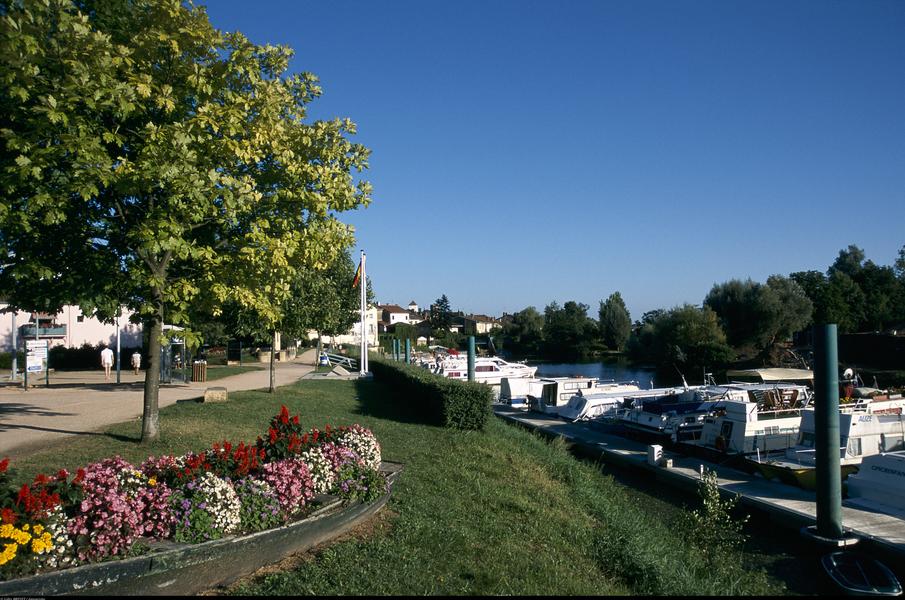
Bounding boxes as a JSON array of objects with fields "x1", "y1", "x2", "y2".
[
  {"x1": 1, "y1": 542, "x2": 17, "y2": 566},
  {"x1": 148, "y1": 477, "x2": 157, "y2": 487},
  {"x1": 33, "y1": 524, "x2": 44, "y2": 536},
  {"x1": 0, "y1": 523, "x2": 12, "y2": 538},
  {"x1": 29, "y1": 531, "x2": 52, "y2": 555},
  {"x1": 21, "y1": 523, "x2": 29, "y2": 531}
]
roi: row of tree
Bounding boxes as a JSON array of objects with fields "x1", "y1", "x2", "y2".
[
  {"x1": 0, "y1": 0, "x2": 372, "y2": 441},
  {"x1": 500, "y1": 244, "x2": 905, "y2": 374}
]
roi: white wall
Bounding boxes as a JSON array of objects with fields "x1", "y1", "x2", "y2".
[{"x1": 0, "y1": 304, "x2": 142, "y2": 352}]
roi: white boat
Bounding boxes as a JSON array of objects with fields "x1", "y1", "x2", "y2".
[
  {"x1": 529, "y1": 377, "x2": 640, "y2": 415},
  {"x1": 747, "y1": 394, "x2": 905, "y2": 489},
  {"x1": 436, "y1": 356, "x2": 537, "y2": 385},
  {"x1": 689, "y1": 383, "x2": 813, "y2": 455},
  {"x1": 499, "y1": 377, "x2": 532, "y2": 408},
  {"x1": 558, "y1": 391, "x2": 626, "y2": 421},
  {"x1": 845, "y1": 450, "x2": 905, "y2": 519}
]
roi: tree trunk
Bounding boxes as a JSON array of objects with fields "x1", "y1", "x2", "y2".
[
  {"x1": 269, "y1": 329, "x2": 276, "y2": 393},
  {"x1": 141, "y1": 315, "x2": 162, "y2": 443}
]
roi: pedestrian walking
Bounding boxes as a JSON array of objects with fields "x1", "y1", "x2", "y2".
[
  {"x1": 131, "y1": 351, "x2": 142, "y2": 375},
  {"x1": 100, "y1": 346, "x2": 114, "y2": 382}
]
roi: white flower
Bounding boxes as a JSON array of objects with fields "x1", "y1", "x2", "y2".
[{"x1": 335, "y1": 425, "x2": 382, "y2": 471}]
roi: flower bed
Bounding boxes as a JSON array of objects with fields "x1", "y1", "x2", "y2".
[{"x1": 0, "y1": 406, "x2": 387, "y2": 584}]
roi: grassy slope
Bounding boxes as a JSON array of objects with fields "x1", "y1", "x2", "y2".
[{"x1": 8, "y1": 378, "x2": 784, "y2": 596}]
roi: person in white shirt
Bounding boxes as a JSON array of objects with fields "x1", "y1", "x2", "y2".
[
  {"x1": 131, "y1": 351, "x2": 141, "y2": 375},
  {"x1": 100, "y1": 346, "x2": 114, "y2": 382}
]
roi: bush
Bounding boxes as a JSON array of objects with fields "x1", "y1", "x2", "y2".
[
  {"x1": 47, "y1": 343, "x2": 144, "y2": 371},
  {"x1": 369, "y1": 359, "x2": 492, "y2": 430}
]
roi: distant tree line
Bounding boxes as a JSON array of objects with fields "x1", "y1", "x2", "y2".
[{"x1": 500, "y1": 244, "x2": 905, "y2": 377}]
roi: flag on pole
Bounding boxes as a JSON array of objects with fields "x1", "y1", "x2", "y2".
[{"x1": 352, "y1": 259, "x2": 362, "y2": 288}]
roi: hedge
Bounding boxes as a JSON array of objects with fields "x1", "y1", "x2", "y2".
[{"x1": 369, "y1": 359, "x2": 492, "y2": 430}]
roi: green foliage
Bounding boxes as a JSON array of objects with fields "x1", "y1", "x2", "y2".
[
  {"x1": 542, "y1": 301, "x2": 599, "y2": 360},
  {"x1": 704, "y1": 276, "x2": 812, "y2": 357},
  {"x1": 792, "y1": 245, "x2": 905, "y2": 333},
  {"x1": 333, "y1": 463, "x2": 387, "y2": 504},
  {"x1": 627, "y1": 304, "x2": 734, "y2": 375},
  {"x1": 501, "y1": 306, "x2": 544, "y2": 357},
  {"x1": 429, "y1": 294, "x2": 453, "y2": 332},
  {"x1": 677, "y1": 468, "x2": 749, "y2": 564},
  {"x1": 0, "y1": 351, "x2": 24, "y2": 371},
  {"x1": 599, "y1": 292, "x2": 632, "y2": 351},
  {"x1": 234, "y1": 479, "x2": 284, "y2": 533},
  {"x1": 369, "y1": 359, "x2": 492, "y2": 430},
  {"x1": 0, "y1": 0, "x2": 371, "y2": 439},
  {"x1": 47, "y1": 343, "x2": 142, "y2": 371}
]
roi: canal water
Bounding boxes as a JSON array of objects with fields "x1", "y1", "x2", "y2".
[{"x1": 530, "y1": 358, "x2": 665, "y2": 388}]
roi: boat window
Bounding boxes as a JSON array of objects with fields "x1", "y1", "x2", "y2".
[
  {"x1": 475, "y1": 365, "x2": 495, "y2": 372},
  {"x1": 881, "y1": 434, "x2": 904, "y2": 452}
]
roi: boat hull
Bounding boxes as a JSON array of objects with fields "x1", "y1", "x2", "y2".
[
  {"x1": 748, "y1": 459, "x2": 859, "y2": 490},
  {"x1": 0, "y1": 462, "x2": 403, "y2": 596}
]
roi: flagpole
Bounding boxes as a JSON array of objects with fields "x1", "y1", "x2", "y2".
[{"x1": 360, "y1": 250, "x2": 367, "y2": 375}]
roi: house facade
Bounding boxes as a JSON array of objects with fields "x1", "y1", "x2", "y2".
[
  {"x1": 0, "y1": 303, "x2": 143, "y2": 353},
  {"x1": 307, "y1": 305, "x2": 379, "y2": 348}
]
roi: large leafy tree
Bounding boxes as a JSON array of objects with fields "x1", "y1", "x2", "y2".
[
  {"x1": 627, "y1": 304, "x2": 734, "y2": 378},
  {"x1": 0, "y1": 0, "x2": 371, "y2": 441},
  {"x1": 598, "y1": 291, "x2": 631, "y2": 351},
  {"x1": 542, "y1": 300, "x2": 598, "y2": 360},
  {"x1": 501, "y1": 306, "x2": 544, "y2": 357}
]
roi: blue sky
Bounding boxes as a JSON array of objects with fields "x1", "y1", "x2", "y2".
[{"x1": 204, "y1": 0, "x2": 905, "y2": 321}]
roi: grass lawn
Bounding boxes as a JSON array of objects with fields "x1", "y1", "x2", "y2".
[
  {"x1": 202, "y1": 364, "x2": 265, "y2": 381},
  {"x1": 8, "y1": 378, "x2": 789, "y2": 596}
]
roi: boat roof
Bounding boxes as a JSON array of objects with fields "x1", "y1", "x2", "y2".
[{"x1": 725, "y1": 368, "x2": 814, "y2": 382}]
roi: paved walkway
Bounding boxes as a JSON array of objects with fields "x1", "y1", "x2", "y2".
[{"x1": 0, "y1": 350, "x2": 319, "y2": 459}]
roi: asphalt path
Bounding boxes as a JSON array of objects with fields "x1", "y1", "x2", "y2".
[{"x1": 0, "y1": 350, "x2": 318, "y2": 459}]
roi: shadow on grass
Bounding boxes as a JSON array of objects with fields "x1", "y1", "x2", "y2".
[
  {"x1": 1, "y1": 421, "x2": 138, "y2": 444},
  {"x1": 352, "y1": 378, "x2": 441, "y2": 428}
]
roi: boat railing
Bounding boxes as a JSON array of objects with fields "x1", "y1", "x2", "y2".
[
  {"x1": 757, "y1": 406, "x2": 805, "y2": 421},
  {"x1": 782, "y1": 445, "x2": 846, "y2": 466}
]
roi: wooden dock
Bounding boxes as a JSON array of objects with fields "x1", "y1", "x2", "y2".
[{"x1": 493, "y1": 405, "x2": 905, "y2": 570}]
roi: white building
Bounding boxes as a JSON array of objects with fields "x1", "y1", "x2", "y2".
[
  {"x1": 0, "y1": 303, "x2": 142, "y2": 352},
  {"x1": 307, "y1": 305, "x2": 379, "y2": 348}
]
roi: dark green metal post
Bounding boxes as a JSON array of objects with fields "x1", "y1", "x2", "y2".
[
  {"x1": 814, "y1": 324, "x2": 843, "y2": 539},
  {"x1": 468, "y1": 336, "x2": 475, "y2": 382},
  {"x1": 405, "y1": 339, "x2": 411, "y2": 364}
]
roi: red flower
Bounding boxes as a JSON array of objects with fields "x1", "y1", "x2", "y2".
[
  {"x1": 292, "y1": 415, "x2": 299, "y2": 425},
  {"x1": 75, "y1": 468, "x2": 86, "y2": 483},
  {"x1": 56, "y1": 469, "x2": 69, "y2": 481},
  {"x1": 279, "y1": 405, "x2": 290, "y2": 425},
  {"x1": 0, "y1": 508, "x2": 16, "y2": 524},
  {"x1": 0, "y1": 458, "x2": 9, "y2": 473}
]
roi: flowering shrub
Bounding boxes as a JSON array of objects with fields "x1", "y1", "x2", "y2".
[
  {"x1": 171, "y1": 473, "x2": 241, "y2": 544},
  {"x1": 299, "y1": 446, "x2": 336, "y2": 495},
  {"x1": 0, "y1": 407, "x2": 386, "y2": 582},
  {"x1": 333, "y1": 425, "x2": 382, "y2": 471},
  {"x1": 68, "y1": 457, "x2": 143, "y2": 562},
  {"x1": 206, "y1": 441, "x2": 266, "y2": 479},
  {"x1": 234, "y1": 478, "x2": 283, "y2": 532},
  {"x1": 259, "y1": 458, "x2": 315, "y2": 517},
  {"x1": 320, "y1": 442, "x2": 364, "y2": 475},
  {"x1": 334, "y1": 462, "x2": 388, "y2": 504}
]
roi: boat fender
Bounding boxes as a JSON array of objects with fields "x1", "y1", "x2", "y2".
[{"x1": 715, "y1": 435, "x2": 727, "y2": 452}]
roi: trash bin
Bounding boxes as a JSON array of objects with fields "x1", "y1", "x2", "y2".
[
  {"x1": 192, "y1": 360, "x2": 207, "y2": 382},
  {"x1": 319, "y1": 353, "x2": 330, "y2": 367}
]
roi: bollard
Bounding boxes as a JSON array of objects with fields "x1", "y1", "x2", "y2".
[
  {"x1": 405, "y1": 339, "x2": 411, "y2": 364},
  {"x1": 468, "y1": 336, "x2": 475, "y2": 382},
  {"x1": 814, "y1": 324, "x2": 843, "y2": 540}
]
